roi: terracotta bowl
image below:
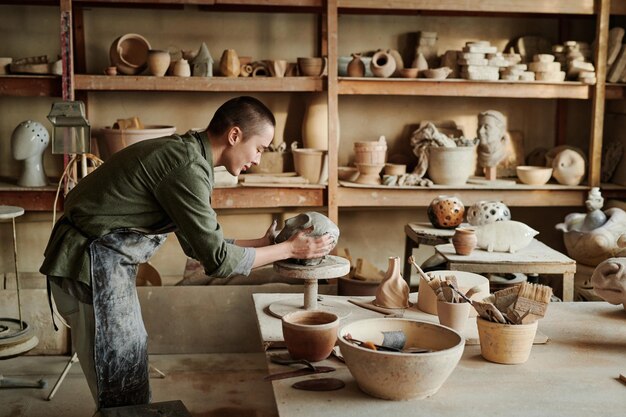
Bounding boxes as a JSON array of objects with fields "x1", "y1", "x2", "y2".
[
  {"x1": 417, "y1": 270, "x2": 490, "y2": 317},
  {"x1": 109, "y1": 33, "x2": 151, "y2": 75},
  {"x1": 282, "y1": 310, "x2": 339, "y2": 362},
  {"x1": 97, "y1": 125, "x2": 176, "y2": 160},
  {"x1": 398, "y1": 67, "x2": 418, "y2": 78},
  {"x1": 384, "y1": 163, "x2": 407, "y2": 176},
  {"x1": 516, "y1": 165, "x2": 553, "y2": 185},
  {"x1": 338, "y1": 166, "x2": 359, "y2": 182},
  {"x1": 337, "y1": 318, "x2": 464, "y2": 400}
]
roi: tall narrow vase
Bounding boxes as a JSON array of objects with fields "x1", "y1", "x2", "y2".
[
  {"x1": 302, "y1": 93, "x2": 329, "y2": 151},
  {"x1": 374, "y1": 256, "x2": 409, "y2": 308}
]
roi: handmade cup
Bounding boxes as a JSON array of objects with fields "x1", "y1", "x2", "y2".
[
  {"x1": 437, "y1": 300, "x2": 471, "y2": 333},
  {"x1": 297, "y1": 57, "x2": 328, "y2": 76},
  {"x1": 282, "y1": 310, "x2": 339, "y2": 362},
  {"x1": 476, "y1": 317, "x2": 538, "y2": 364}
]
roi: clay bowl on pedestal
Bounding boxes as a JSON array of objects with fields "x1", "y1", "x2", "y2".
[
  {"x1": 282, "y1": 310, "x2": 339, "y2": 362},
  {"x1": 355, "y1": 163, "x2": 384, "y2": 185},
  {"x1": 516, "y1": 165, "x2": 553, "y2": 185},
  {"x1": 337, "y1": 318, "x2": 464, "y2": 400}
]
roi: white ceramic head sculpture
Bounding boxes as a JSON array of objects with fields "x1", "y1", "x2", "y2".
[
  {"x1": 591, "y1": 257, "x2": 626, "y2": 310},
  {"x1": 274, "y1": 211, "x2": 339, "y2": 265},
  {"x1": 477, "y1": 110, "x2": 508, "y2": 169},
  {"x1": 11, "y1": 120, "x2": 50, "y2": 187}
]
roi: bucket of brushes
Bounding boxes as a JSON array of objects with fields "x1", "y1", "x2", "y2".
[{"x1": 475, "y1": 282, "x2": 552, "y2": 364}]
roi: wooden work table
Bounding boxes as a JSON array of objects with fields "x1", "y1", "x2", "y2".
[{"x1": 253, "y1": 293, "x2": 626, "y2": 417}]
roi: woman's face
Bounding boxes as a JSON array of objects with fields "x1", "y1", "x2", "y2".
[{"x1": 224, "y1": 123, "x2": 274, "y2": 176}]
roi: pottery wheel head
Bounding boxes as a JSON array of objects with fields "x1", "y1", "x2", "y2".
[{"x1": 274, "y1": 212, "x2": 339, "y2": 266}]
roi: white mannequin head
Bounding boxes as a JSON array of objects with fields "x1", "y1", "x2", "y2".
[{"x1": 11, "y1": 120, "x2": 50, "y2": 187}]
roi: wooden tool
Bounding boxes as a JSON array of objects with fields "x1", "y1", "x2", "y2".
[
  {"x1": 408, "y1": 256, "x2": 431, "y2": 282},
  {"x1": 514, "y1": 282, "x2": 552, "y2": 323}
]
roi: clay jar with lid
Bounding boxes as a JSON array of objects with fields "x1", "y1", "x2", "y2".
[{"x1": 452, "y1": 228, "x2": 477, "y2": 256}]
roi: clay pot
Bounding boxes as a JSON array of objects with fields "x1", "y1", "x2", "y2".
[
  {"x1": 97, "y1": 125, "x2": 176, "y2": 160},
  {"x1": 267, "y1": 59, "x2": 287, "y2": 77},
  {"x1": 370, "y1": 50, "x2": 396, "y2": 78},
  {"x1": 476, "y1": 317, "x2": 538, "y2": 364},
  {"x1": 552, "y1": 149, "x2": 585, "y2": 185},
  {"x1": 347, "y1": 53, "x2": 365, "y2": 77},
  {"x1": 516, "y1": 165, "x2": 553, "y2": 185},
  {"x1": 466, "y1": 200, "x2": 511, "y2": 226},
  {"x1": 109, "y1": 33, "x2": 151, "y2": 75},
  {"x1": 293, "y1": 148, "x2": 326, "y2": 184},
  {"x1": 302, "y1": 93, "x2": 329, "y2": 150},
  {"x1": 437, "y1": 300, "x2": 471, "y2": 333},
  {"x1": 147, "y1": 50, "x2": 170, "y2": 76},
  {"x1": 353, "y1": 137, "x2": 387, "y2": 165},
  {"x1": 427, "y1": 195, "x2": 465, "y2": 229},
  {"x1": 247, "y1": 152, "x2": 289, "y2": 174},
  {"x1": 338, "y1": 166, "x2": 359, "y2": 182},
  {"x1": 297, "y1": 57, "x2": 327, "y2": 76},
  {"x1": 398, "y1": 68, "x2": 419, "y2": 78},
  {"x1": 173, "y1": 59, "x2": 191, "y2": 77},
  {"x1": 219, "y1": 49, "x2": 241, "y2": 77},
  {"x1": 374, "y1": 256, "x2": 410, "y2": 308},
  {"x1": 427, "y1": 145, "x2": 476, "y2": 185},
  {"x1": 104, "y1": 66, "x2": 117, "y2": 76},
  {"x1": 355, "y1": 163, "x2": 384, "y2": 185},
  {"x1": 282, "y1": 310, "x2": 339, "y2": 362},
  {"x1": 452, "y1": 228, "x2": 477, "y2": 255},
  {"x1": 384, "y1": 163, "x2": 406, "y2": 176}
]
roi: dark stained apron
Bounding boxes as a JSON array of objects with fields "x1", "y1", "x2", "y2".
[{"x1": 89, "y1": 229, "x2": 166, "y2": 409}]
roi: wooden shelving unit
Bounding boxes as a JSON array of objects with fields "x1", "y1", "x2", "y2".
[
  {"x1": 212, "y1": 186, "x2": 324, "y2": 209},
  {"x1": 74, "y1": 75, "x2": 323, "y2": 92},
  {"x1": 0, "y1": 75, "x2": 61, "y2": 97},
  {"x1": 0, "y1": 180, "x2": 62, "y2": 212}
]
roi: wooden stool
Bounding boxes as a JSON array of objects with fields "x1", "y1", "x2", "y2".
[{"x1": 403, "y1": 222, "x2": 456, "y2": 286}]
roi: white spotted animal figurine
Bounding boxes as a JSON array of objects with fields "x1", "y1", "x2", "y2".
[{"x1": 474, "y1": 220, "x2": 538, "y2": 253}]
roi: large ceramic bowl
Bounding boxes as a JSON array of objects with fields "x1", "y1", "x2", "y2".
[
  {"x1": 417, "y1": 270, "x2": 490, "y2": 316},
  {"x1": 516, "y1": 165, "x2": 553, "y2": 185},
  {"x1": 337, "y1": 318, "x2": 464, "y2": 400},
  {"x1": 97, "y1": 125, "x2": 176, "y2": 159}
]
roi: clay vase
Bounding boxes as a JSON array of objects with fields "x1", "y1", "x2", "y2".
[
  {"x1": 219, "y1": 49, "x2": 241, "y2": 77},
  {"x1": 552, "y1": 149, "x2": 585, "y2": 185},
  {"x1": 302, "y1": 92, "x2": 329, "y2": 150},
  {"x1": 282, "y1": 310, "x2": 339, "y2": 362},
  {"x1": 147, "y1": 50, "x2": 170, "y2": 76},
  {"x1": 452, "y1": 228, "x2": 478, "y2": 255},
  {"x1": 427, "y1": 195, "x2": 465, "y2": 229},
  {"x1": 347, "y1": 53, "x2": 365, "y2": 77},
  {"x1": 172, "y1": 58, "x2": 191, "y2": 77},
  {"x1": 370, "y1": 50, "x2": 396, "y2": 78},
  {"x1": 373, "y1": 256, "x2": 410, "y2": 308}
]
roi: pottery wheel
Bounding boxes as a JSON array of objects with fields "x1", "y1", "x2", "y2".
[
  {"x1": 0, "y1": 318, "x2": 38, "y2": 359},
  {"x1": 269, "y1": 255, "x2": 352, "y2": 318}
]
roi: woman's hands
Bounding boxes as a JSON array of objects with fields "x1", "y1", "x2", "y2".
[{"x1": 286, "y1": 227, "x2": 335, "y2": 260}]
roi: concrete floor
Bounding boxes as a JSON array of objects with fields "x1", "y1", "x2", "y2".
[{"x1": 0, "y1": 353, "x2": 278, "y2": 417}]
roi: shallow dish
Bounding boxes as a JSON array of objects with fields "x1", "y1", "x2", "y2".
[{"x1": 516, "y1": 165, "x2": 553, "y2": 185}]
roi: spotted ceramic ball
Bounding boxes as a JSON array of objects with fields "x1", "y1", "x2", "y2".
[
  {"x1": 427, "y1": 196, "x2": 465, "y2": 229},
  {"x1": 466, "y1": 201, "x2": 511, "y2": 226}
]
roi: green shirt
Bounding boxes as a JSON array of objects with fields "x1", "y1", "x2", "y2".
[{"x1": 40, "y1": 130, "x2": 250, "y2": 286}]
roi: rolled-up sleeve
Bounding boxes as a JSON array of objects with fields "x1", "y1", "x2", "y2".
[{"x1": 154, "y1": 161, "x2": 247, "y2": 278}]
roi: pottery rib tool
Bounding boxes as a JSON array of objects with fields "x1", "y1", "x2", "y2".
[{"x1": 514, "y1": 282, "x2": 552, "y2": 323}]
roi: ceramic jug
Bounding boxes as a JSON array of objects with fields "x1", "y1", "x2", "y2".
[
  {"x1": 347, "y1": 53, "x2": 365, "y2": 77},
  {"x1": 370, "y1": 50, "x2": 396, "y2": 78}
]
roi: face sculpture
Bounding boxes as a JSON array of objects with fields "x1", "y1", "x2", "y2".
[
  {"x1": 591, "y1": 257, "x2": 626, "y2": 309},
  {"x1": 476, "y1": 110, "x2": 507, "y2": 168},
  {"x1": 274, "y1": 212, "x2": 339, "y2": 265}
]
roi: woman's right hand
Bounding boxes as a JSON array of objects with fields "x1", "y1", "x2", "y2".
[{"x1": 287, "y1": 227, "x2": 335, "y2": 260}]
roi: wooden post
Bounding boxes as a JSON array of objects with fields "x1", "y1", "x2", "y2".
[
  {"x1": 483, "y1": 166, "x2": 497, "y2": 181},
  {"x1": 326, "y1": 0, "x2": 339, "y2": 224}
]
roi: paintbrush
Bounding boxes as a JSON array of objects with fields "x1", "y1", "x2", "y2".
[
  {"x1": 513, "y1": 282, "x2": 552, "y2": 324},
  {"x1": 492, "y1": 286, "x2": 520, "y2": 318}
]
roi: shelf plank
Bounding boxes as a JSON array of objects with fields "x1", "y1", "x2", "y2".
[
  {"x1": 0, "y1": 182, "x2": 61, "y2": 212},
  {"x1": 338, "y1": 78, "x2": 591, "y2": 99},
  {"x1": 212, "y1": 186, "x2": 324, "y2": 209},
  {"x1": 72, "y1": 0, "x2": 321, "y2": 6},
  {"x1": 337, "y1": 185, "x2": 589, "y2": 208},
  {"x1": 0, "y1": 75, "x2": 61, "y2": 97},
  {"x1": 337, "y1": 0, "x2": 594, "y2": 15},
  {"x1": 612, "y1": 0, "x2": 626, "y2": 15},
  {"x1": 74, "y1": 74, "x2": 324, "y2": 92},
  {"x1": 605, "y1": 83, "x2": 626, "y2": 100}
]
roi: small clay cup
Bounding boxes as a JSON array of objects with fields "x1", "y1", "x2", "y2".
[
  {"x1": 297, "y1": 57, "x2": 327, "y2": 76},
  {"x1": 104, "y1": 66, "x2": 118, "y2": 76},
  {"x1": 282, "y1": 310, "x2": 339, "y2": 362},
  {"x1": 437, "y1": 300, "x2": 471, "y2": 333},
  {"x1": 476, "y1": 317, "x2": 538, "y2": 364},
  {"x1": 452, "y1": 228, "x2": 477, "y2": 255}
]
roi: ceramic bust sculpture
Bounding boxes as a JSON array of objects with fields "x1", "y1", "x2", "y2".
[
  {"x1": 590, "y1": 255, "x2": 626, "y2": 310},
  {"x1": 556, "y1": 188, "x2": 626, "y2": 266},
  {"x1": 274, "y1": 212, "x2": 339, "y2": 265},
  {"x1": 476, "y1": 110, "x2": 510, "y2": 178},
  {"x1": 11, "y1": 120, "x2": 50, "y2": 187}
]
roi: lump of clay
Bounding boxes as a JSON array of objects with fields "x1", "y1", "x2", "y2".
[
  {"x1": 474, "y1": 220, "x2": 538, "y2": 253},
  {"x1": 274, "y1": 212, "x2": 339, "y2": 266},
  {"x1": 374, "y1": 257, "x2": 410, "y2": 308},
  {"x1": 590, "y1": 256, "x2": 626, "y2": 310}
]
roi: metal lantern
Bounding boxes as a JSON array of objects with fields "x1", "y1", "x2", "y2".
[{"x1": 47, "y1": 101, "x2": 90, "y2": 155}]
